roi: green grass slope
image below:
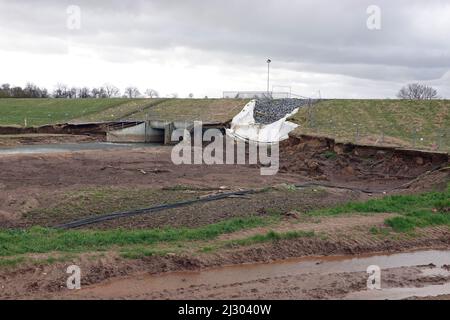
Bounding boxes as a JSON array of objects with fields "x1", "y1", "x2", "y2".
[
  {"x1": 0, "y1": 98, "x2": 248, "y2": 126},
  {"x1": 0, "y1": 98, "x2": 138, "y2": 126},
  {"x1": 291, "y1": 99, "x2": 450, "y2": 151},
  {"x1": 140, "y1": 99, "x2": 249, "y2": 123},
  {"x1": 71, "y1": 99, "x2": 164, "y2": 123}
]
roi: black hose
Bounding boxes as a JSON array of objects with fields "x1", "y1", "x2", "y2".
[
  {"x1": 55, "y1": 165, "x2": 448, "y2": 229},
  {"x1": 54, "y1": 190, "x2": 256, "y2": 229},
  {"x1": 294, "y1": 182, "x2": 385, "y2": 194},
  {"x1": 54, "y1": 183, "x2": 383, "y2": 229}
]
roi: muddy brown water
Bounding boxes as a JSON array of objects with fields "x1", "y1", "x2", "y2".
[
  {"x1": 71, "y1": 250, "x2": 450, "y2": 300},
  {"x1": 346, "y1": 283, "x2": 450, "y2": 300},
  {"x1": 0, "y1": 142, "x2": 161, "y2": 155}
]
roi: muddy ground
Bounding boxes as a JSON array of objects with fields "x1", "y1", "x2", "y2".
[
  {"x1": 0, "y1": 135, "x2": 447, "y2": 229},
  {"x1": 65, "y1": 250, "x2": 450, "y2": 300},
  {"x1": 0, "y1": 134, "x2": 449, "y2": 299},
  {"x1": 2, "y1": 226, "x2": 450, "y2": 299},
  {"x1": 0, "y1": 134, "x2": 103, "y2": 147}
]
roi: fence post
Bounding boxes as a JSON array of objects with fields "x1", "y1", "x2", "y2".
[
  {"x1": 354, "y1": 125, "x2": 359, "y2": 144},
  {"x1": 445, "y1": 129, "x2": 449, "y2": 151},
  {"x1": 436, "y1": 129, "x2": 441, "y2": 151}
]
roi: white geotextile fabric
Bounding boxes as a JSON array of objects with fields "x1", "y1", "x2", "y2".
[{"x1": 226, "y1": 100, "x2": 299, "y2": 143}]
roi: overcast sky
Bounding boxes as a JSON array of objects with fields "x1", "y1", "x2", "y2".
[{"x1": 0, "y1": 0, "x2": 449, "y2": 98}]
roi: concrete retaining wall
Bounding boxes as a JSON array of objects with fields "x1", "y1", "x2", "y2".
[
  {"x1": 105, "y1": 121, "x2": 226, "y2": 144},
  {"x1": 107, "y1": 122, "x2": 164, "y2": 143}
]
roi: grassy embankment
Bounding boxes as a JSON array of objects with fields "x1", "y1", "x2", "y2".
[
  {"x1": 0, "y1": 98, "x2": 144, "y2": 126},
  {"x1": 141, "y1": 98, "x2": 248, "y2": 123},
  {"x1": 291, "y1": 99, "x2": 450, "y2": 151},
  {"x1": 0, "y1": 98, "x2": 248, "y2": 126}
]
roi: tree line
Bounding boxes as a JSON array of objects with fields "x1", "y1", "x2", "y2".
[
  {"x1": 0, "y1": 83, "x2": 160, "y2": 99},
  {"x1": 0, "y1": 81, "x2": 441, "y2": 100},
  {"x1": 0, "y1": 83, "x2": 49, "y2": 98}
]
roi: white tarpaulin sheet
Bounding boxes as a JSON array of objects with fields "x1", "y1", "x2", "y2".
[{"x1": 226, "y1": 100, "x2": 299, "y2": 143}]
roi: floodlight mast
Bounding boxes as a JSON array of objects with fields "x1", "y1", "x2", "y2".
[{"x1": 267, "y1": 58, "x2": 271, "y2": 96}]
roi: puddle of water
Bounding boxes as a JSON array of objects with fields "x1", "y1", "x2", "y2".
[
  {"x1": 77, "y1": 250, "x2": 450, "y2": 298},
  {"x1": 420, "y1": 267, "x2": 450, "y2": 277},
  {"x1": 0, "y1": 142, "x2": 162, "y2": 155},
  {"x1": 345, "y1": 283, "x2": 450, "y2": 300}
]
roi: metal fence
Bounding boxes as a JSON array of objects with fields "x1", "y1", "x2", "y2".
[{"x1": 223, "y1": 91, "x2": 291, "y2": 99}]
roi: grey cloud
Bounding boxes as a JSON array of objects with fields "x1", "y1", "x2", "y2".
[{"x1": 0, "y1": 0, "x2": 449, "y2": 95}]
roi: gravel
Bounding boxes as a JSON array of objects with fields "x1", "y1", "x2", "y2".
[{"x1": 253, "y1": 98, "x2": 310, "y2": 125}]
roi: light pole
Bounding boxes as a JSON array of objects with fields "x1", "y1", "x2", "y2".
[{"x1": 267, "y1": 58, "x2": 271, "y2": 96}]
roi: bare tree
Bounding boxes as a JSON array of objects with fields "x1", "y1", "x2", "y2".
[
  {"x1": 24, "y1": 83, "x2": 49, "y2": 98},
  {"x1": 10, "y1": 86, "x2": 24, "y2": 97},
  {"x1": 0, "y1": 84, "x2": 11, "y2": 98},
  {"x1": 53, "y1": 83, "x2": 69, "y2": 98},
  {"x1": 78, "y1": 87, "x2": 91, "y2": 98},
  {"x1": 188, "y1": 93, "x2": 194, "y2": 98},
  {"x1": 68, "y1": 87, "x2": 78, "y2": 99},
  {"x1": 397, "y1": 83, "x2": 439, "y2": 100},
  {"x1": 92, "y1": 87, "x2": 107, "y2": 98},
  {"x1": 124, "y1": 86, "x2": 140, "y2": 98},
  {"x1": 104, "y1": 84, "x2": 120, "y2": 98},
  {"x1": 24, "y1": 83, "x2": 38, "y2": 98},
  {"x1": 145, "y1": 88, "x2": 159, "y2": 98}
]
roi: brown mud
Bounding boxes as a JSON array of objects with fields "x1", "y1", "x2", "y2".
[
  {"x1": 0, "y1": 134, "x2": 103, "y2": 147},
  {"x1": 0, "y1": 134, "x2": 447, "y2": 229},
  {"x1": 2, "y1": 233, "x2": 450, "y2": 299},
  {"x1": 0, "y1": 133, "x2": 448, "y2": 299},
  {"x1": 65, "y1": 250, "x2": 450, "y2": 300}
]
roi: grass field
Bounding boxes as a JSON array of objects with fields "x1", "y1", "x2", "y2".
[
  {"x1": 0, "y1": 98, "x2": 140, "y2": 126},
  {"x1": 71, "y1": 99, "x2": 167, "y2": 123},
  {"x1": 141, "y1": 98, "x2": 248, "y2": 123},
  {"x1": 309, "y1": 183, "x2": 450, "y2": 232},
  {"x1": 291, "y1": 99, "x2": 450, "y2": 151},
  {"x1": 0, "y1": 98, "x2": 248, "y2": 126}
]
